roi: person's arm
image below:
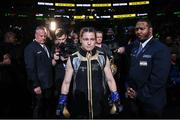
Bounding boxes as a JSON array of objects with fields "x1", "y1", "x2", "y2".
[
  {"x1": 117, "y1": 47, "x2": 126, "y2": 54},
  {"x1": 24, "y1": 46, "x2": 40, "y2": 90},
  {"x1": 116, "y1": 41, "x2": 135, "y2": 54},
  {"x1": 104, "y1": 57, "x2": 123, "y2": 113},
  {"x1": 104, "y1": 57, "x2": 117, "y2": 92},
  {"x1": 56, "y1": 57, "x2": 73, "y2": 117},
  {"x1": 61, "y1": 57, "x2": 74, "y2": 95}
]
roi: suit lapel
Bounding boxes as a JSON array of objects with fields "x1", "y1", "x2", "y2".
[
  {"x1": 34, "y1": 41, "x2": 51, "y2": 59},
  {"x1": 137, "y1": 38, "x2": 154, "y2": 57}
]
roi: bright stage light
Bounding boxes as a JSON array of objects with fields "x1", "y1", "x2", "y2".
[{"x1": 49, "y1": 21, "x2": 57, "y2": 31}]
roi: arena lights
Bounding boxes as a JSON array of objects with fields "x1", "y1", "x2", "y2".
[
  {"x1": 113, "y1": 3, "x2": 128, "y2": 6},
  {"x1": 36, "y1": 17, "x2": 45, "y2": 20},
  {"x1": 5, "y1": 13, "x2": 16, "y2": 17},
  {"x1": 18, "y1": 14, "x2": 28, "y2": 18},
  {"x1": 87, "y1": 9, "x2": 91, "y2": 11},
  {"x1": 92, "y1": 3, "x2": 111, "y2": 7},
  {"x1": 37, "y1": 2, "x2": 54, "y2": 6},
  {"x1": 54, "y1": 15, "x2": 61, "y2": 18},
  {"x1": 156, "y1": 13, "x2": 165, "y2": 16},
  {"x1": 54, "y1": 15, "x2": 70, "y2": 18},
  {"x1": 55, "y1": 3, "x2": 75, "y2": 7},
  {"x1": 49, "y1": 21, "x2": 57, "y2": 31},
  {"x1": 48, "y1": 8, "x2": 55, "y2": 11},
  {"x1": 87, "y1": 16, "x2": 94, "y2": 19},
  {"x1": 174, "y1": 12, "x2": 180, "y2": 15},
  {"x1": 62, "y1": 15, "x2": 70, "y2": 18},
  {"x1": 68, "y1": 9, "x2": 75, "y2": 11},
  {"x1": 76, "y1": 4, "x2": 91, "y2": 7},
  {"x1": 35, "y1": 13, "x2": 43, "y2": 17},
  {"x1": 136, "y1": 13, "x2": 148, "y2": 16},
  {"x1": 129, "y1": 1, "x2": 150, "y2": 6},
  {"x1": 113, "y1": 14, "x2": 136, "y2": 18},
  {"x1": 96, "y1": 16, "x2": 100, "y2": 19},
  {"x1": 73, "y1": 15, "x2": 113, "y2": 20},
  {"x1": 73, "y1": 15, "x2": 86, "y2": 19},
  {"x1": 100, "y1": 15, "x2": 111, "y2": 19},
  {"x1": 37, "y1": 2, "x2": 150, "y2": 7}
]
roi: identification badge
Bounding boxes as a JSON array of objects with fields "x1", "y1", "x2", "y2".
[
  {"x1": 139, "y1": 61, "x2": 148, "y2": 66},
  {"x1": 143, "y1": 54, "x2": 152, "y2": 58},
  {"x1": 37, "y1": 51, "x2": 42, "y2": 54}
]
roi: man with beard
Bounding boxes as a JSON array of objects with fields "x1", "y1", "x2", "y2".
[{"x1": 117, "y1": 19, "x2": 171, "y2": 118}]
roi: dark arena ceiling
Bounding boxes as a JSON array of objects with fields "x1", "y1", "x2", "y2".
[
  {"x1": 0, "y1": 0, "x2": 179, "y2": 44},
  {"x1": 1, "y1": 0, "x2": 179, "y2": 19},
  {"x1": 0, "y1": 0, "x2": 179, "y2": 31}
]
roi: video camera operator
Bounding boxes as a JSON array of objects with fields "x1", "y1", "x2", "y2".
[
  {"x1": 52, "y1": 28, "x2": 77, "y2": 64},
  {"x1": 52, "y1": 28, "x2": 77, "y2": 116}
]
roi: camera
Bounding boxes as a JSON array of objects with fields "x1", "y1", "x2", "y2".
[{"x1": 55, "y1": 42, "x2": 76, "y2": 60}]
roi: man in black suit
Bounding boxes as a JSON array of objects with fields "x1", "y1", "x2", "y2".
[
  {"x1": 24, "y1": 26, "x2": 54, "y2": 118},
  {"x1": 117, "y1": 19, "x2": 171, "y2": 118}
]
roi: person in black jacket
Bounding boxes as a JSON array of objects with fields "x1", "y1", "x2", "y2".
[
  {"x1": 95, "y1": 31, "x2": 113, "y2": 59},
  {"x1": 56, "y1": 27, "x2": 122, "y2": 118},
  {"x1": 117, "y1": 19, "x2": 171, "y2": 118},
  {"x1": 0, "y1": 40, "x2": 15, "y2": 117},
  {"x1": 24, "y1": 26, "x2": 54, "y2": 118}
]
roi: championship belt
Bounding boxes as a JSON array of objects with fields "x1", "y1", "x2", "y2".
[{"x1": 110, "y1": 58, "x2": 117, "y2": 75}]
